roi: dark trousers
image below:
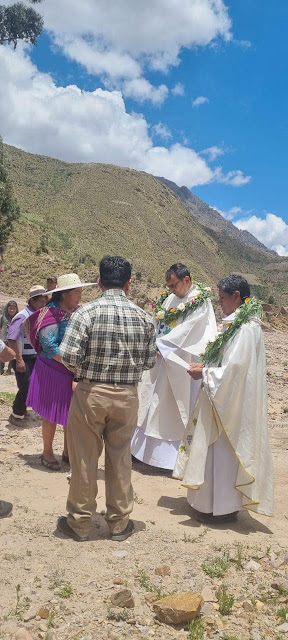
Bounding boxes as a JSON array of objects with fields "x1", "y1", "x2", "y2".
[{"x1": 12, "y1": 356, "x2": 36, "y2": 417}]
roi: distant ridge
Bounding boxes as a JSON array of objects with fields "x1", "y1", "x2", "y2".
[{"x1": 156, "y1": 176, "x2": 276, "y2": 256}]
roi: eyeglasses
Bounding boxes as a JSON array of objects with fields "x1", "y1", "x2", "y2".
[{"x1": 166, "y1": 280, "x2": 182, "y2": 290}]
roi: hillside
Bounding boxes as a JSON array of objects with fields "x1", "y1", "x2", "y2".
[
  {"x1": 156, "y1": 176, "x2": 276, "y2": 255},
  {"x1": 2, "y1": 144, "x2": 288, "y2": 304}
]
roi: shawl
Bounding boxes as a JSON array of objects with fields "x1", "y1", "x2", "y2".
[{"x1": 24, "y1": 305, "x2": 72, "y2": 354}]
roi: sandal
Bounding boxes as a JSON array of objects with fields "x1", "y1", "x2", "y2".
[{"x1": 41, "y1": 455, "x2": 61, "y2": 471}]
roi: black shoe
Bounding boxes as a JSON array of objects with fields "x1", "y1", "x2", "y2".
[
  {"x1": 193, "y1": 509, "x2": 239, "y2": 524},
  {"x1": 57, "y1": 516, "x2": 89, "y2": 541},
  {"x1": 62, "y1": 452, "x2": 70, "y2": 464},
  {"x1": 110, "y1": 520, "x2": 135, "y2": 541},
  {"x1": 9, "y1": 414, "x2": 25, "y2": 427},
  {"x1": 0, "y1": 500, "x2": 13, "y2": 518}
]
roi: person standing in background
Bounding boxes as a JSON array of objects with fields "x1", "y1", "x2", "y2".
[
  {"x1": 46, "y1": 276, "x2": 57, "y2": 292},
  {"x1": 7, "y1": 286, "x2": 47, "y2": 425}
]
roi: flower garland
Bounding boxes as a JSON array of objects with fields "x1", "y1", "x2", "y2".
[
  {"x1": 200, "y1": 297, "x2": 263, "y2": 366},
  {"x1": 149, "y1": 281, "x2": 212, "y2": 327}
]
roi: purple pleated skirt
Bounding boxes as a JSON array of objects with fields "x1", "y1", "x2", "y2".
[{"x1": 27, "y1": 354, "x2": 74, "y2": 427}]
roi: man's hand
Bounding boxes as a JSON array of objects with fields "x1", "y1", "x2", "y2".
[
  {"x1": 187, "y1": 363, "x2": 204, "y2": 380},
  {"x1": 72, "y1": 381, "x2": 77, "y2": 392},
  {"x1": 16, "y1": 357, "x2": 26, "y2": 373}
]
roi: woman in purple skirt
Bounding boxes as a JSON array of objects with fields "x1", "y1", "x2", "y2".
[{"x1": 25, "y1": 273, "x2": 96, "y2": 471}]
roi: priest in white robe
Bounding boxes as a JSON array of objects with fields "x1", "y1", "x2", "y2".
[
  {"x1": 173, "y1": 275, "x2": 274, "y2": 523},
  {"x1": 131, "y1": 263, "x2": 217, "y2": 470}
]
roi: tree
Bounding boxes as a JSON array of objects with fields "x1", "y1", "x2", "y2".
[
  {"x1": 0, "y1": 137, "x2": 20, "y2": 246},
  {"x1": 0, "y1": 0, "x2": 44, "y2": 48}
]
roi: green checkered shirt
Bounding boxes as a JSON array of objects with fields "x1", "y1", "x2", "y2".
[{"x1": 59, "y1": 289, "x2": 156, "y2": 383}]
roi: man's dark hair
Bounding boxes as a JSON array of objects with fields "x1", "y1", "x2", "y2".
[
  {"x1": 217, "y1": 274, "x2": 250, "y2": 302},
  {"x1": 47, "y1": 276, "x2": 57, "y2": 283},
  {"x1": 165, "y1": 263, "x2": 191, "y2": 281},
  {"x1": 99, "y1": 256, "x2": 132, "y2": 288}
]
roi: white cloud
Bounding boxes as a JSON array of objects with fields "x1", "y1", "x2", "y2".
[
  {"x1": 0, "y1": 45, "x2": 249, "y2": 190},
  {"x1": 214, "y1": 168, "x2": 251, "y2": 186},
  {"x1": 201, "y1": 145, "x2": 224, "y2": 161},
  {"x1": 192, "y1": 96, "x2": 209, "y2": 107},
  {"x1": 235, "y1": 213, "x2": 288, "y2": 256},
  {"x1": 152, "y1": 123, "x2": 172, "y2": 140},
  {"x1": 122, "y1": 78, "x2": 168, "y2": 105},
  {"x1": 172, "y1": 83, "x2": 185, "y2": 96},
  {"x1": 3, "y1": 0, "x2": 231, "y2": 103},
  {"x1": 234, "y1": 39, "x2": 252, "y2": 49}
]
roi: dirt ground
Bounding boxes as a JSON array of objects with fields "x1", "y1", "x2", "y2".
[{"x1": 0, "y1": 292, "x2": 287, "y2": 639}]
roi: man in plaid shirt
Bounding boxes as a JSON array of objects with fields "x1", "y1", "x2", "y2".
[{"x1": 57, "y1": 256, "x2": 156, "y2": 542}]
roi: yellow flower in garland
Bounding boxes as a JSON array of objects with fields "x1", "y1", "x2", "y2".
[
  {"x1": 170, "y1": 320, "x2": 177, "y2": 328},
  {"x1": 169, "y1": 308, "x2": 176, "y2": 313},
  {"x1": 196, "y1": 293, "x2": 201, "y2": 299},
  {"x1": 245, "y1": 297, "x2": 251, "y2": 303}
]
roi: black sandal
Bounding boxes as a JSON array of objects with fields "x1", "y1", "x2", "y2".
[{"x1": 41, "y1": 455, "x2": 61, "y2": 471}]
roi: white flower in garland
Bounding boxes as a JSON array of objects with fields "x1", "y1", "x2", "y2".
[
  {"x1": 177, "y1": 302, "x2": 185, "y2": 311},
  {"x1": 156, "y1": 310, "x2": 165, "y2": 320}
]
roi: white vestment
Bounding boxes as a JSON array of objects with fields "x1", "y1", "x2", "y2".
[
  {"x1": 173, "y1": 318, "x2": 274, "y2": 516},
  {"x1": 131, "y1": 286, "x2": 217, "y2": 469}
]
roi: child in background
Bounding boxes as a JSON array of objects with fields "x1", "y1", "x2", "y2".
[{"x1": 0, "y1": 301, "x2": 18, "y2": 374}]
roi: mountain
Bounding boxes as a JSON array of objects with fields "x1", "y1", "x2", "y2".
[
  {"x1": 156, "y1": 176, "x2": 276, "y2": 255},
  {"x1": 2, "y1": 143, "x2": 288, "y2": 304}
]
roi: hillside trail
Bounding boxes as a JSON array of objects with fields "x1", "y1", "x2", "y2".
[{"x1": 0, "y1": 291, "x2": 287, "y2": 639}]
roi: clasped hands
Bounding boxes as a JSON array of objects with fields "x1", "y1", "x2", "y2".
[{"x1": 187, "y1": 362, "x2": 204, "y2": 380}]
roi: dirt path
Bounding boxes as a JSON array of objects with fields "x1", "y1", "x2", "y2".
[{"x1": 0, "y1": 330, "x2": 287, "y2": 640}]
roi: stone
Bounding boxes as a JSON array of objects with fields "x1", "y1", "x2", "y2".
[
  {"x1": 23, "y1": 608, "x2": 37, "y2": 622},
  {"x1": 244, "y1": 560, "x2": 261, "y2": 571},
  {"x1": 272, "y1": 578, "x2": 288, "y2": 592},
  {"x1": 201, "y1": 603, "x2": 213, "y2": 615},
  {"x1": 276, "y1": 623, "x2": 288, "y2": 632},
  {"x1": 145, "y1": 593, "x2": 158, "y2": 604},
  {"x1": 154, "y1": 565, "x2": 171, "y2": 576},
  {"x1": 14, "y1": 629, "x2": 34, "y2": 640},
  {"x1": 272, "y1": 554, "x2": 288, "y2": 568},
  {"x1": 38, "y1": 607, "x2": 50, "y2": 619},
  {"x1": 201, "y1": 586, "x2": 217, "y2": 602},
  {"x1": 255, "y1": 600, "x2": 264, "y2": 611},
  {"x1": 113, "y1": 577, "x2": 125, "y2": 585},
  {"x1": 153, "y1": 591, "x2": 203, "y2": 624},
  {"x1": 242, "y1": 600, "x2": 254, "y2": 611},
  {"x1": 110, "y1": 589, "x2": 135, "y2": 608}
]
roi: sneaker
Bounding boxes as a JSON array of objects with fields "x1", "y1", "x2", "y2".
[
  {"x1": 110, "y1": 520, "x2": 135, "y2": 542},
  {"x1": 57, "y1": 516, "x2": 89, "y2": 542},
  {"x1": 0, "y1": 500, "x2": 13, "y2": 518}
]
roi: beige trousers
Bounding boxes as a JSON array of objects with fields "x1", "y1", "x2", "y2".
[{"x1": 66, "y1": 380, "x2": 139, "y2": 537}]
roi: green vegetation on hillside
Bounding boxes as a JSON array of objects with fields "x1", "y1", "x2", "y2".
[
  {"x1": 2, "y1": 143, "x2": 288, "y2": 304},
  {"x1": 0, "y1": 138, "x2": 20, "y2": 247}
]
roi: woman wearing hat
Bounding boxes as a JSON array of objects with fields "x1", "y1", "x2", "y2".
[{"x1": 25, "y1": 273, "x2": 96, "y2": 471}]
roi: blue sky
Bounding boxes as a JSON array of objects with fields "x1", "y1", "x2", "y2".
[{"x1": 1, "y1": 0, "x2": 288, "y2": 253}]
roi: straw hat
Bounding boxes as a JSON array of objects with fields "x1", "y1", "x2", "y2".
[
  {"x1": 28, "y1": 286, "x2": 47, "y2": 300},
  {"x1": 54, "y1": 273, "x2": 97, "y2": 293}
]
